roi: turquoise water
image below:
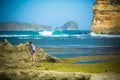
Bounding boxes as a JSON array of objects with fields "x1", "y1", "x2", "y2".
[
  {"x1": 0, "y1": 30, "x2": 120, "y2": 58},
  {"x1": 73, "y1": 60, "x2": 110, "y2": 64}
]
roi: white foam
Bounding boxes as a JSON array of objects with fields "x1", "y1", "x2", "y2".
[
  {"x1": 90, "y1": 32, "x2": 120, "y2": 37},
  {"x1": 39, "y1": 31, "x2": 53, "y2": 36},
  {"x1": 0, "y1": 35, "x2": 30, "y2": 37},
  {"x1": 52, "y1": 34, "x2": 69, "y2": 37},
  {"x1": 39, "y1": 31, "x2": 69, "y2": 37}
]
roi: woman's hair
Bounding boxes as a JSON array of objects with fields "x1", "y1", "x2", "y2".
[{"x1": 29, "y1": 42, "x2": 33, "y2": 44}]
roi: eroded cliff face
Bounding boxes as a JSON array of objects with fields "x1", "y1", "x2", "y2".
[{"x1": 91, "y1": 0, "x2": 120, "y2": 34}]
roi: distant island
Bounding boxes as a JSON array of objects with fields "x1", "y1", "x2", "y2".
[
  {"x1": 56, "y1": 21, "x2": 80, "y2": 30},
  {"x1": 0, "y1": 21, "x2": 52, "y2": 31},
  {"x1": 0, "y1": 21, "x2": 80, "y2": 31}
]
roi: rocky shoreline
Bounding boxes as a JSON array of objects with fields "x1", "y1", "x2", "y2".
[
  {"x1": 90, "y1": 73, "x2": 120, "y2": 80},
  {"x1": 0, "y1": 39, "x2": 91, "y2": 80},
  {"x1": 0, "y1": 39, "x2": 120, "y2": 80},
  {"x1": 0, "y1": 70, "x2": 91, "y2": 80}
]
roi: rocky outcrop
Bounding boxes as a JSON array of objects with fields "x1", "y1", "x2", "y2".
[
  {"x1": 56, "y1": 21, "x2": 80, "y2": 30},
  {"x1": 0, "y1": 39, "x2": 91, "y2": 80},
  {"x1": 91, "y1": 0, "x2": 120, "y2": 34},
  {"x1": 0, "y1": 39, "x2": 61, "y2": 68},
  {"x1": 0, "y1": 21, "x2": 52, "y2": 31}
]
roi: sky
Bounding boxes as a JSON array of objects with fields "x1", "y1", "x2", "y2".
[{"x1": 0, "y1": 0, "x2": 95, "y2": 30}]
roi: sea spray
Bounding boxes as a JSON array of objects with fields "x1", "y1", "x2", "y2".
[{"x1": 39, "y1": 31, "x2": 53, "y2": 36}]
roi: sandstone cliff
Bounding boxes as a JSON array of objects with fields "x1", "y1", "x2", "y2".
[{"x1": 91, "y1": 0, "x2": 120, "y2": 34}]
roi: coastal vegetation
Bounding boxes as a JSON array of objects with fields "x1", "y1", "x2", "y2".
[{"x1": 42, "y1": 55, "x2": 120, "y2": 73}]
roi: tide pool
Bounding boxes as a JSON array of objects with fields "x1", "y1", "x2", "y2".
[{"x1": 73, "y1": 60, "x2": 110, "y2": 64}]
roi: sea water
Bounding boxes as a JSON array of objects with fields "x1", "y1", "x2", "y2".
[
  {"x1": 73, "y1": 60, "x2": 110, "y2": 64},
  {"x1": 0, "y1": 30, "x2": 120, "y2": 58}
]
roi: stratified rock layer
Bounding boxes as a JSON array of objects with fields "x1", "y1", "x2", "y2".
[{"x1": 91, "y1": 0, "x2": 120, "y2": 34}]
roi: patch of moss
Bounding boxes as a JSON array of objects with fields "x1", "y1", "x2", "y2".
[{"x1": 41, "y1": 55, "x2": 120, "y2": 73}]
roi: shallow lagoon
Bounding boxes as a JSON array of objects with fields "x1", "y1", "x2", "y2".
[
  {"x1": 49, "y1": 45, "x2": 120, "y2": 58},
  {"x1": 73, "y1": 59, "x2": 110, "y2": 64}
]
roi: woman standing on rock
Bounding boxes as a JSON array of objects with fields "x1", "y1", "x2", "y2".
[{"x1": 29, "y1": 42, "x2": 36, "y2": 62}]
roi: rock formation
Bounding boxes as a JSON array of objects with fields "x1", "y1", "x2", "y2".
[
  {"x1": 0, "y1": 39, "x2": 91, "y2": 80},
  {"x1": 56, "y1": 21, "x2": 80, "y2": 30},
  {"x1": 0, "y1": 70, "x2": 91, "y2": 80},
  {"x1": 91, "y1": 0, "x2": 120, "y2": 34},
  {"x1": 0, "y1": 39, "x2": 61, "y2": 68}
]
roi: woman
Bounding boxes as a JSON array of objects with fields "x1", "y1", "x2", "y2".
[{"x1": 29, "y1": 42, "x2": 36, "y2": 62}]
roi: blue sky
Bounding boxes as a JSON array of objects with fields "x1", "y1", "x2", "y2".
[{"x1": 0, "y1": 0, "x2": 95, "y2": 30}]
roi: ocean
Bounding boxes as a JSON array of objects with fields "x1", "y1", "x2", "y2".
[{"x1": 0, "y1": 30, "x2": 120, "y2": 58}]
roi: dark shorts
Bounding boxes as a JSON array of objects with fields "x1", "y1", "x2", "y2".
[{"x1": 31, "y1": 50, "x2": 36, "y2": 54}]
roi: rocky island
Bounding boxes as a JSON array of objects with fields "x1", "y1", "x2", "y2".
[
  {"x1": 91, "y1": 0, "x2": 120, "y2": 34},
  {"x1": 0, "y1": 21, "x2": 81, "y2": 31},
  {"x1": 56, "y1": 21, "x2": 80, "y2": 30}
]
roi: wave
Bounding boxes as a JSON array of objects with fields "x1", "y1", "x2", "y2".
[
  {"x1": 90, "y1": 32, "x2": 120, "y2": 37},
  {"x1": 0, "y1": 35, "x2": 31, "y2": 37},
  {"x1": 38, "y1": 30, "x2": 89, "y2": 37},
  {"x1": 38, "y1": 30, "x2": 68, "y2": 37},
  {"x1": 39, "y1": 31, "x2": 53, "y2": 36},
  {"x1": 1, "y1": 30, "x2": 120, "y2": 38}
]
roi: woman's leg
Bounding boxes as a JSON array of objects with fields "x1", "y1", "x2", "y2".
[{"x1": 32, "y1": 53, "x2": 36, "y2": 62}]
